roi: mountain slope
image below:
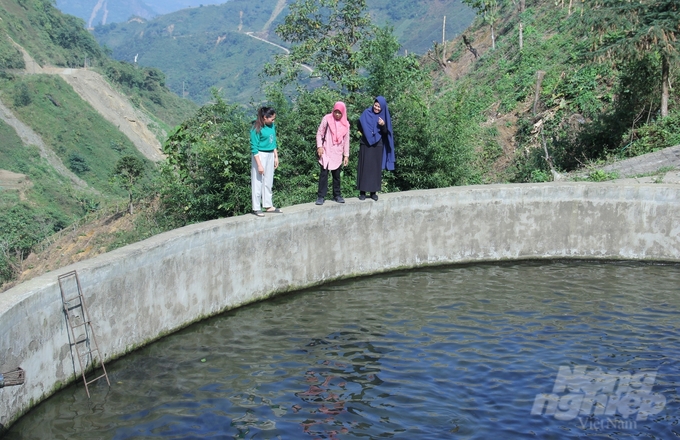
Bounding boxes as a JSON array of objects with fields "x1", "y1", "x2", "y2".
[
  {"x1": 426, "y1": 0, "x2": 679, "y2": 182},
  {"x1": 93, "y1": 0, "x2": 475, "y2": 104},
  {"x1": 7, "y1": 39, "x2": 165, "y2": 161},
  {"x1": 0, "y1": 0, "x2": 197, "y2": 287},
  {"x1": 56, "y1": 68, "x2": 165, "y2": 161}
]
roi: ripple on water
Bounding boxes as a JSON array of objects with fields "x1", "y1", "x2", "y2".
[{"x1": 5, "y1": 261, "x2": 680, "y2": 439}]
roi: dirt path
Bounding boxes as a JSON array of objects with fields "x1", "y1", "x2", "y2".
[
  {"x1": 568, "y1": 145, "x2": 680, "y2": 184},
  {"x1": 595, "y1": 145, "x2": 680, "y2": 179},
  {"x1": 0, "y1": 98, "x2": 90, "y2": 189},
  {"x1": 244, "y1": 32, "x2": 313, "y2": 73},
  {"x1": 262, "y1": 0, "x2": 287, "y2": 33},
  {"x1": 87, "y1": 0, "x2": 108, "y2": 28},
  {"x1": 49, "y1": 67, "x2": 165, "y2": 162},
  {"x1": 7, "y1": 35, "x2": 43, "y2": 74},
  {"x1": 8, "y1": 39, "x2": 164, "y2": 163},
  {"x1": 0, "y1": 169, "x2": 32, "y2": 200}
]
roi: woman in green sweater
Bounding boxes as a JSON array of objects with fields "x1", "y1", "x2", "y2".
[{"x1": 250, "y1": 106, "x2": 281, "y2": 216}]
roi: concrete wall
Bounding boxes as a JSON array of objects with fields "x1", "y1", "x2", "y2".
[{"x1": 1, "y1": 182, "x2": 679, "y2": 429}]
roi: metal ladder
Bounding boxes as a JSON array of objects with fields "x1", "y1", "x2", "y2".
[{"x1": 58, "y1": 270, "x2": 110, "y2": 398}]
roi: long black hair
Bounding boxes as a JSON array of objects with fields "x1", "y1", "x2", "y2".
[{"x1": 254, "y1": 106, "x2": 276, "y2": 133}]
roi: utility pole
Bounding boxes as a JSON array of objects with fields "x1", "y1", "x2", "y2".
[{"x1": 442, "y1": 16, "x2": 447, "y2": 65}]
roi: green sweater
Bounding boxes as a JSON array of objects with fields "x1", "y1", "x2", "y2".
[{"x1": 250, "y1": 123, "x2": 277, "y2": 155}]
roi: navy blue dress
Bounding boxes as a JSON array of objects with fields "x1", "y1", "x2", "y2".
[{"x1": 356, "y1": 120, "x2": 388, "y2": 193}]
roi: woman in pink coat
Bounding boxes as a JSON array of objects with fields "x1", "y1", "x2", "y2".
[{"x1": 315, "y1": 101, "x2": 350, "y2": 205}]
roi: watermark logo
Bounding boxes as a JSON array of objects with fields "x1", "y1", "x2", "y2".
[{"x1": 531, "y1": 366, "x2": 666, "y2": 423}]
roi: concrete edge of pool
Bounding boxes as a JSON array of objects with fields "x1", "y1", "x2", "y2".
[{"x1": 1, "y1": 182, "x2": 679, "y2": 430}]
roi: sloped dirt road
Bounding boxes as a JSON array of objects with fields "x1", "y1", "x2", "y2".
[
  {"x1": 1, "y1": 40, "x2": 165, "y2": 191},
  {"x1": 0, "y1": 97, "x2": 90, "y2": 189},
  {"x1": 49, "y1": 67, "x2": 165, "y2": 162}
]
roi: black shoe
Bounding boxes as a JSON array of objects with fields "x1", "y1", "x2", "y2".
[
  {"x1": 334, "y1": 196, "x2": 345, "y2": 203},
  {"x1": 370, "y1": 192, "x2": 378, "y2": 201},
  {"x1": 315, "y1": 197, "x2": 324, "y2": 205},
  {"x1": 358, "y1": 194, "x2": 366, "y2": 201}
]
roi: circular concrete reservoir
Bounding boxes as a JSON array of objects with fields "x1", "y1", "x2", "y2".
[
  {"x1": 6, "y1": 260, "x2": 680, "y2": 438},
  {"x1": 1, "y1": 182, "x2": 679, "y2": 435}
]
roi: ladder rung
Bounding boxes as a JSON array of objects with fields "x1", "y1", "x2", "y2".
[
  {"x1": 78, "y1": 348, "x2": 99, "y2": 356},
  {"x1": 70, "y1": 321, "x2": 89, "y2": 330},
  {"x1": 85, "y1": 373, "x2": 108, "y2": 385},
  {"x1": 64, "y1": 295, "x2": 82, "y2": 303},
  {"x1": 74, "y1": 336, "x2": 89, "y2": 345}
]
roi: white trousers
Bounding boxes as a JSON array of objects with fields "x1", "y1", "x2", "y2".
[{"x1": 251, "y1": 152, "x2": 275, "y2": 211}]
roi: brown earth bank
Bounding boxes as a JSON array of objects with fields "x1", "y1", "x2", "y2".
[{"x1": 1, "y1": 202, "x2": 150, "y2": 292}]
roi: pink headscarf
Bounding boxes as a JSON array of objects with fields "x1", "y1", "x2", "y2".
[{"x1": 323, "y1": 101, "x2": 349, "y2": 144}]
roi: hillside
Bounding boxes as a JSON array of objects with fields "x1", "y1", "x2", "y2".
[
  {"x1": 2, "y1": 0, "x2": 678, "y2": 292},
  {"x1": 92, "y1": 0, "x2": 475, "y2": 104},
  {"x1": 7, "y1": 40, "x2": 166, "y2": 160},
  {"x1": 424, "y1": 0, "x2": 680, "y2": 183},
  {"x1": 0, "y1": 0, "x2": 197, "y2": 287}
]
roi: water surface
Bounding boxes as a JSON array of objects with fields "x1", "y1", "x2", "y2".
[{"x1": 6, "y1": 261, "x2": 680, "y2": 439}]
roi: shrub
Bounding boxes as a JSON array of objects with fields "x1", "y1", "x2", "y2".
[
  {"x1": 13, "y1": 83, "x2": 32, "y2": 107},
  {"x1": 68, "y1": 152, "x2": 90, "y2": 174}
]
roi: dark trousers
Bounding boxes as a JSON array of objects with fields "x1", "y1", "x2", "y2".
[{"x1": 318, "y1": 165, "x2": 342, "y2": 198}]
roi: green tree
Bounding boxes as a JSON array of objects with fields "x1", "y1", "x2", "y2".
[
  {"x1": 112, "y1": 155, "x2": 146, "y2": 215},
  {"x1": 363, "y1": 26, "x2": 424, "y2": 101},
  {"x1": 584, "y1": 0, "x2": 679, "y2": 118},
  {"x1": 160, "y1": 91, "x2": 251, "y2": 226},
  {"x1": 0, "y1": 204, "x2": 59, "y2": 284},
  {"x1": 263, "y1": 0, "x2": 374, "y2": 91}
]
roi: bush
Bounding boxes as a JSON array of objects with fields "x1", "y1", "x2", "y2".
[
  {"x1": 68, "y1": 152, "x2": 90, "y2": 174},
  {"x1": 159, "y1": 91, "x2": 251, "y2": 226},
  {"x1": 0, "y1": 43, "x2": 25, "y2": 69},
  {"x1": 624, "y1": 111, "x2": 680, "y2": 157},
  {"x1": 13, "y1": 83, "x2": 32, "y2": 107}
]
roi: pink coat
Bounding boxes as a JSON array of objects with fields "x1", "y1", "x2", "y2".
[{"x1": 316, "y1": 117, "x2": 350, "y2": 170}]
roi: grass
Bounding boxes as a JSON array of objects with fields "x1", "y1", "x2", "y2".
[
  {"x1": 0, "y1": 119, "x2": 85, "y2": 218},
  {"x1": 0, "y1": 74, "x2": 156, "y2": 195}
]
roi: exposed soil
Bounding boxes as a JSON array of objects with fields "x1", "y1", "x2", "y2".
[
  {"x1": 1, "y1": 204, "x2": 144, "y2": 292},
  {"x1": 440, "y1": 25, "x2": 521, "y2": 180},
  {"x1": 0, "y1": 169, "x2": 32, "y2": 200}
]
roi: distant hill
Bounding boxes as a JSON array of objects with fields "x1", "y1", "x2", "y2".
[
  {"x1": 54, "y1": 0, "x2": 227, "y2": 28},
  {"x1": 92, "y1": 0, "x2": 474, "y2": 104}
]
